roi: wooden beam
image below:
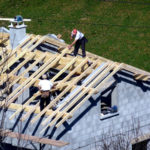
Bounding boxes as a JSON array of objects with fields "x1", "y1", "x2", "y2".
[
  {"x1": 122, "y1": 64, "x2": 150, "y2": 81},
  {"x1": 9, "y1": 92, "x2": 41, "y2": 120},
  {"x1": 44, "y1": 36, "x2": 67, "y2": 48},
  {"x1": 20, "y1": 102, "x2": 41, "y2": 121},
  {"x1": 0, "y1": 101, "x2": 67, "y2": 117},
  {"x1": 134, "y1": 74, "x2": 148, "y2": 81},
  {"x1": 22, "y1": 35, "x2": 39, "y2": 50},
  {"x1": 57, "y1": 58, "x2": 89, "y2": 89},
  {"x1": 131, "y1": 132, "x2": 150, "y2": 145},
  {"x1": 0, "y1": 38, "x2": 9, "y2": 45},
  {"x1": 33, "y1": 50, "x2": 90, "y2": 74},
  {"x1": 51, "y1": 57, "x2": 77, "y2": 82},
  {"x1": 27, "y1": 36, "x2": 46, "y2": 52},
  {"x1": 0, "y1": 130, "x2": 69, "y2": 147},
  {"x1": 15, "y1": 34, "x2": 33, "y2": 50},
  {"x1": 0, "y1": 33, "x2": 9, "y2": 38}
]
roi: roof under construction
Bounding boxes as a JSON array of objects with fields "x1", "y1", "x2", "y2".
[{"x1": 0, "y1": 25, "x2": 150, "y2": 149}]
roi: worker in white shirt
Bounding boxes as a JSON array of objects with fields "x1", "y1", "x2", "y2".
[
  {"x1": 68, "y1": 29, "x2": 88, "y2": 58},
  {"x1": 38, "y1": 74, "x2": 54, "y2": 111}
]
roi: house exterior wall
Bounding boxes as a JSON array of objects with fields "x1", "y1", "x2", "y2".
[{"x1": 2, "y1": 71, "x2": 150, "y2": 150}]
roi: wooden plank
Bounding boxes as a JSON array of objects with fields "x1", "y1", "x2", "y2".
[
  {"x1": 0, "y1": 38, "x2": 8, "y2": 45},
  {"x1": 51, "y1": 57, "x2": 77, "y2": 82},
  {"x1": 8, "y1": 52, "x2": 35, "y2": 75},
  {"x1": 22, "y1": 35, "x2": 39, "y2": 50},
  {"x1": 135, "y1": 74, "x2": 143, "y2": 80},
  {"x1": 97, "y1": 80, "x2": 116, "y2": 92},
  {"x1": 20, "y1": 85, "x2": 94, "y2": 122},
  {"x1": 134, "y1": 74, "x2": 141, "y2": 79},
  {"x1": 1, "y1": 48, "x2": 65, "y2": 97},
  {"x1": 14, "y1": 34, "x2": 33, "y2": 50},
  {"x1": 20, "y1": 102, "x2": 40, "y2": 121},
  {"x1": 1, "y1": 74, "x2": 71, "y2": 90},
  {"x1": 9, "y1": 92, "x2": 41, "y2": 120},
  {"x1": 135, "y1": 74, "x2": 148, "y2": 80},
  {"x1": 0, "y1": 101, "x2": 58, "y2": 116},
  {"x1": 34, "y1": 50, "x2": 90, "y2": 74},
  {"x1": 44, "y1": 36, "x2": 67, "y2": 48},
  {"x1": 0, "y1": 47, "x2": 8, "y2": 57},
  {"x1": 96, "y1": 64, "x2": 122, "y2": 91},
  {"x1": 131, "y1": 132, "x2": 150, "y2": 144},
  {"x1": 27, "y1": 36, "x2": 46, "y2": 52},
  {"x1": 55, "y1": 90, "x2": 95, "y2": 128},
  {"x1": 2, "y1": 37, "x2": 36, "y2": 72},
  {"x1": 0, "y1": 53, "x2": 47, "y2": 98},
  {"x1": 55, "y1": 63, "x2": 123, "y2": 128},
  {"x1": 122, "y1": 63, "x2": 150, "y2": 80},
  {"x1": 7, "y1": 53, "x2": 47, "y2": 95},
  {"x1": 6, "y1": 75, "x2": 94, "y2": 92},
  {"x1": 0, "y1": 130, "x2": 69, "y2": 147},
  {"x1": 0, "y1": 32, "x2": 9, "y2": 38},
  {"x1": 57, "y1": 58, "x2": 88, "y2": 87},
  {"x1": 143, "y1": 76, "x2": 149, "y2": 81},
  {"x1": 31, "y1": 60, "x2": 98, "y2": 125}
]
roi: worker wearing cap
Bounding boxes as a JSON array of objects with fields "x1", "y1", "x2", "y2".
[
  {"x1": 38, "y1": 74, "x2": 54, "y2": 111},
  {"x1": 68, "y1": 29, "x2": 88, "y2": 58}
]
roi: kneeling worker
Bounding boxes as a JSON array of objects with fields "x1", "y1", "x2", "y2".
[
  {"x1": 38, "y1": 74, "x2": 54, "y2": 111},
  {"x1": 68, "y1": 29, "x2": 88, "y2": 58}
]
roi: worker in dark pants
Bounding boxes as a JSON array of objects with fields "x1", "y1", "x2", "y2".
[
  {"x1": 68, "y1": 29, "x2": 88, "y2": 58},
  {"x1": 38, "y1": 74, "x2": 54, "y2": 111}
]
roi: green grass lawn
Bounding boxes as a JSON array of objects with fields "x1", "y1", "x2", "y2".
[{"x1": 0, "y1": 0, "x2": 150, "y2": 71}]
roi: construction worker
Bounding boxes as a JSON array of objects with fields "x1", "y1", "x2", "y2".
[
  {"x1": 38, "y1": 74, "x2": 54, "y2": 111},
  {"x1": 68, "y1": 29, "x2": 88, "y2": 58}
]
